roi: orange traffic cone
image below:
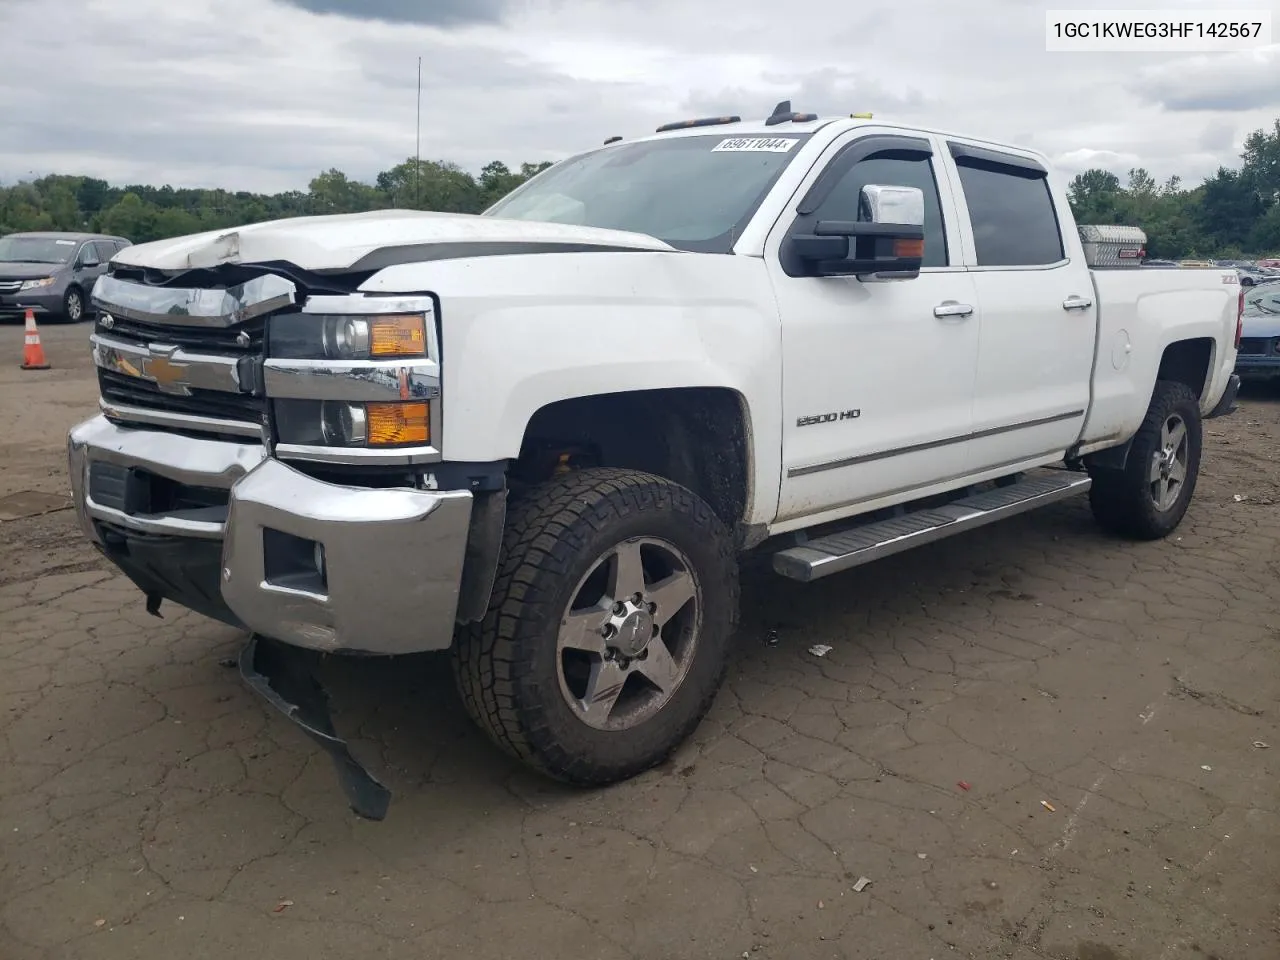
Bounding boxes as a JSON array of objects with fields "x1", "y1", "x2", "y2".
[{"x1": 20, "y1": 309, "x2": 50, "y2": 370}]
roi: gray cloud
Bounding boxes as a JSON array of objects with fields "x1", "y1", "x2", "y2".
[
  {"x1": 276, "y1": 0, "x2": 507, "y2": 26},
  {"x1": 1199, "y1": 121, "x2": 1236, "y2": 153},
  {"x1": 1135, "y1": 48, "x2": 1280, "y2": 112},
  {"x1": 0, "y1": 0, "x2": 1274, "y2": 194}
]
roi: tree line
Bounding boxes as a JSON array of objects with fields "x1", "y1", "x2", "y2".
[
  {"x1": 0, "y1": 158, "x2": 553, "y2": 246},
  {"x1": 2, "y1": 118, "x2": 1278, "y2": 258}
]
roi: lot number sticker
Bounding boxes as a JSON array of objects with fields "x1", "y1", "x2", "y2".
[{"x1": 712, "y1": 137, "x2": 799, "y2": 153}]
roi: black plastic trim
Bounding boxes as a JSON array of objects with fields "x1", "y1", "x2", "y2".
[
  {"x1": 796, "y1": 135, "x2": 934, "y2": 216},
  {"x1": 1207, "y1": 373, "x2": 1241, "y2": 419},
  {"x1": 781, "y1": 134, "x2": 935, "y2": 278},
  {"x1": 424, "y1": 460, "x2": 508, "y2": 492},
  {"x1": 455, "y1": 488, "x2": 507, "y2": 624},
  {"x1": 788, "y1": 409, "x2": 1085, "y2": 478},
  {"x1": 239, "y1": 634, "x2": 391, "y2": 821},
  {"x1": 96, "y1": 525, "x2": 242, "y2": 628},
  {"x1": 946, "y1": 141, "x2": 1048, "y2": 178},
  {"x1": 346, "y1": 241, "x2": 655, "y2": 273}
]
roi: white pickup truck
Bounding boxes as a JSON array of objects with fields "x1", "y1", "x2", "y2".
[{"x1": 68, "y1": 105, "x2": 1243, "y2": 818}]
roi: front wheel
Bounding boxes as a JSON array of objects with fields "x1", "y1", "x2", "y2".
[
  {"x1": 1087, "y1": 379, "x2": 1203, "y2": 540},
  {"x1": 452, "y1": 468, "x2": 739, "y2": 785},
  {"x1": 62, "y1": 287, "x2": 86, "y2": 323}
]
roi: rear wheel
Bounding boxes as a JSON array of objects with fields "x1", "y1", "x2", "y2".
[
  {"x1": 452, "y1": 467, "x2": 739, "y2": 785},
  {"x1": 1087, "y1": 379, "x2": 1202, "y2": 540}
]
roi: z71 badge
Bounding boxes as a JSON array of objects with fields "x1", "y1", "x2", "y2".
[{"x1": 797, "y1": 409, "x2": 861, "y2": 427}]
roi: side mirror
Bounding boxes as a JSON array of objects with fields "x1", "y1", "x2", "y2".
[
  {"x1": 80, "y1": 255, "x2": 100, "y2": 269},
  {"x1": 791, "y1": 184, "x2": 925, "y2": 281}
]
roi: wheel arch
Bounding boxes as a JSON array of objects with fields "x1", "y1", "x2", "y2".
[
  {"x1": 512, "y1": 386, "x2": 755, "y2": 543},
  {"x1": 1085, "y1": 338, "x2": 1214, "y2": 472},
  {"x1": 1156, "y1": 337, "x2": 1215, "y2": 400}
]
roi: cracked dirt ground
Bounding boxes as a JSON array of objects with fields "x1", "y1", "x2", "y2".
[{"x1": 2, "y1": 321, "x2": 1278, "y2": 960}]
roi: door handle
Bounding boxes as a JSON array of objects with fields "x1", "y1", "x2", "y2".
[
  {"x1": 1062, "y1": 295, "x2": 1093, "y2": 311},
  {"x1": 934, "y1": 301, "x2": 973, "y2": 319}
]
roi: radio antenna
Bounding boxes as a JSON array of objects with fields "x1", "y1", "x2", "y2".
[{"x1": 415, "y1": 56, "x2": 422, "y2": 207}]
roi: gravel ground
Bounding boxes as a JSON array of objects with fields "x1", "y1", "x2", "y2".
[{"x1": 2, "y1": 319, "x2": 1278, "y2": 960}]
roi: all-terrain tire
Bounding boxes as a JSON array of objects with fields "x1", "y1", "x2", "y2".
[
  {"x1": 452, "y1": 467, "x2": 739, "y2": 785},
  {"x1": 1087, "y1": 379, "x2": 1202, "y2": 540}
]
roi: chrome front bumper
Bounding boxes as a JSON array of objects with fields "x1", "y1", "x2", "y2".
[{"x1": 68, "y1": 415, "x2": 472, "y2": 654}]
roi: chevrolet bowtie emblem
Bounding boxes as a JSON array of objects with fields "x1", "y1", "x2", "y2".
[{"x1": 139, "y1": 348, "x2": 192, "y2": 395}]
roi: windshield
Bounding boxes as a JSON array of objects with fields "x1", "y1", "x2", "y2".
[
  {"x1": 1246, "y1": 287, "x2": 1280, "y2": 314},
  {"x1": 0, "y1": 236, "x2": 79, "y2": 264},
  {"x1": 484, "y1": 133, "x2": 814, "y2": 253}
]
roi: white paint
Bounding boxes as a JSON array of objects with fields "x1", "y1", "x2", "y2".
[
  {"x1": 1053, "y1": 771, "x2": 1108, "y2": 853},
  {"x1": 110, "y1": 115, "x2": 1241, "y2": 539},
  {"x1": 112, "y1": 208, "x2": 674, "y2": 271}
]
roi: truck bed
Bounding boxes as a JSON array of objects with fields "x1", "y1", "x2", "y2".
[{"x1": 1080, "y1": 266, "x2": 1240, "y2": 453}]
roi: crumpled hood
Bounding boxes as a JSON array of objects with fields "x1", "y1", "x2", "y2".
[
  {"x1": 0, "y1": 262, "x2": 62, "y2": 280},
  {"x1": 110, "y1": 209, "x2": 676, "y2": 273}
]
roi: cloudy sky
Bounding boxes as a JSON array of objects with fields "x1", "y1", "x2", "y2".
[{"x1": 1, "y1": 0, "x2": 1277, "y2": 193}]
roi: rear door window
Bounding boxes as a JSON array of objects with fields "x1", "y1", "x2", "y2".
[{"x1": 949, "y1": 145, "x2": 1065, "y2": 267}]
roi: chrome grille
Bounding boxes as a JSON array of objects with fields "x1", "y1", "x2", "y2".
[
  {"x1": 96, "y1": 313, "x2": 265, "y2": 354},
  {"x1": 90, "y1": 272, "x2": 298, "y2": 440},
  {"x1": 97, "y1": 369, "x2": 266, "y2": 423},
  {"x1": 0, "y1": 280, "x2": 23, "y2": 294}
]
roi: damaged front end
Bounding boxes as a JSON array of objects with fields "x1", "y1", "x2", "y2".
[
  {"x1": 66, "y1": 266, "x2": 495, "y2": 821},
  {"x1": 238, "y1": 634, "x2": 390, "y2": 821}
]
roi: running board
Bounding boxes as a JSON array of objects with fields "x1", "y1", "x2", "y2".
[{"x1": 772, "y1": 472, "x2": 1092, "y2": 582}]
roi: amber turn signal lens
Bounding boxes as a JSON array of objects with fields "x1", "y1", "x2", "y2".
[
  {"x1": 893, "y1": 238, "x2": 924, "y2": 258},
  {"x1": 369, "y1": 314, "x2": 427, "y2": 357},
  {"x1": 366, "y1": 401, "x2": 430, "y2": 445}
]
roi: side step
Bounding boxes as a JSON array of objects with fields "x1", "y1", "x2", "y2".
[{"x1": 772, "y1": 471, "x2": 1092, "y2": 582}]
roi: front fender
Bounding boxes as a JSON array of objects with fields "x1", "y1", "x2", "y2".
[{"x1": 360, "y1": 250, "x2": 783, "y2": 525}]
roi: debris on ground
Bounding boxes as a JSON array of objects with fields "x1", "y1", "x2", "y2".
[
  {"x1": 852, "y1": 877, "x2": 872, "y2": 892},
  {"x1": 272, "y1": 900, "x2": 294, "y2": 913},
  {"x1": 808, "y1": 644, "x2": 833, "y2": 657},
  {"x1": 1200, "y1": 764, "x2": 1212, "y2": 771},
  {"x1": 765, "y1": 629, "x2": 779, "y2": 647},
  {"x1": 1040, "y1": 800, "x2": 1056, "y2": 812},
  {"x1": 1254, "y1": 741, "x2": 1270, "y2": 749},
  {"x1": 93, "y1": 919, "x2": 106, "y2": 928},
  {"x1": 957, "y1": 780, "x2": 971, "y2": 791}
]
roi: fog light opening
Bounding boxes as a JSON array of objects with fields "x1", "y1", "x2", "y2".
[{"x1": 263, "y1": 528, "x2": 328, "y2": 596}]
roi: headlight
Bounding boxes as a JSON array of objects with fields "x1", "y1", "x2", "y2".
[
  {"x1": 269, "y1": 312, "x2": 427, "y2": 360},
  {"x1": 19, "y1": 277, "x2": 55, "y2": 291},
  {"x1": 273, "y1": 399, "x2": 430, "y2": 447}
]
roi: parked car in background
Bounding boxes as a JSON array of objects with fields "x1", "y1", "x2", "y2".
[
  {"x1": 1236, "y1": 281, "x2": 1280, "y2": 384},
  {"x1": 0, "y1": 231, "x2": 132, "y2": 322},
  {"x1": 1236, "y1": 266, "x2": 1270, "y2": 286}
]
